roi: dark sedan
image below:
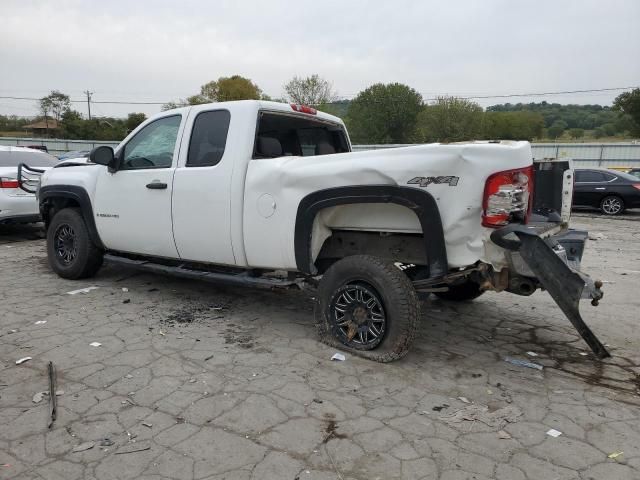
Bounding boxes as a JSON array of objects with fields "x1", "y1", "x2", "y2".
[{"x1": 573, "y1": 168, "x2": 640, "y2": 215}]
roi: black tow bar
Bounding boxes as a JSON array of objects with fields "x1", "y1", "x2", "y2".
[{"x1": 491, "y1": 225, "x2": 610, "y2": 359}]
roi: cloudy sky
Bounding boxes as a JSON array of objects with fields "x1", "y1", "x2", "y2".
[{"x1": 1, "y1": 0, "x2": 639, "y2": 118}]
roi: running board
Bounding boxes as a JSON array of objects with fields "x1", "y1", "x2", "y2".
[{"x1": 104, "y1": 254, "x2": 301, "y2": 289}]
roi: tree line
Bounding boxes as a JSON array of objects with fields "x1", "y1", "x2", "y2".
[{"x1": 1, "y1": 78, "x2": 639, "y2": 145}]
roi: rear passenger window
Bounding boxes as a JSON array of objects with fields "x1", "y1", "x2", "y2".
[
  {"x1": 575, "y1": 171, "x2": 605, "y2": 183},
  {"x1": 187, "y1": 110, "x2": 231, "y2": 167}
]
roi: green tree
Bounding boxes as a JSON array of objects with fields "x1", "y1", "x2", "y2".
[
  {"x1": 39, "y1": 90, "x2": 71, "y2": 123},
  {"x1": 547, "y1": 120, "x2": 568, "y2": 139},
  {"x1": 346, "y1": 83, "x2": 423, "y2": 143},
  {"x1": 283, "y1": 74, "x2": 337, "y2": 105},
  {"x1": 60, "y1": 109, "x2": 86, "y2": 138},
  {"x1": 568, "y1": 128, "x2": 585, "y2": 140},
  {"x1": 199, "y1": 75, "x2": 263, "y2": 102},
  {"x1": 592, "y1": 127, "x2": 606, "y2": 139},
  {"x1": 613, "y1": 88, "x2": 640, "y2": 135},
  {"x1": 415, "y1": 96, "x2": 483, "y2": 142},
  {"x1": 163, "y1": 75, "x2": 264, "y2": 111},
  {"x1": 483, "y1": 111, "x2": 544, "y2": 140},
  {"x1": 125, "y1": 113, "x2": 147, "y2": 132}
]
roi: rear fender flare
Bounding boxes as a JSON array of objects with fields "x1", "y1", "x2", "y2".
[{"x1": 294, "y1": 185, "x2": 448, "y2": 277}]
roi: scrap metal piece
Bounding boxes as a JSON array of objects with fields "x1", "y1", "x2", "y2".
[
  {"x1": 48, "y1": 361, "x2": 57, "y2": 429},
  {"x1": 513, "y1": 232, "x2": 610, "y2": 359}
]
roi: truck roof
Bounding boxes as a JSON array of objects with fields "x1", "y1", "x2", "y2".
[{"x1": 160, "y1": 99, "x2": 344, "y2": 126}]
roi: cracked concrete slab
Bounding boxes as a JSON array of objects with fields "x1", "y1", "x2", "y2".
[{"x1": 1, "y1": 213, "x2": 640, "y2": 479}]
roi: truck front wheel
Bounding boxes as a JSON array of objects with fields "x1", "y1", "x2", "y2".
[
  {"x1": 315, "y1": 255, "x2": 420, "y2": 362},
  {"x1": 47, "y1": 208, "x2": 103, "y2": 279}
]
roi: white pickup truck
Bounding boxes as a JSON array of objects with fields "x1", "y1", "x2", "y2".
[{"x1": 26, "y1": 100, "x2": 608, "y2": 361}]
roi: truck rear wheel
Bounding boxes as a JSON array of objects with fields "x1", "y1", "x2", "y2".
[
  {"x1": 47, "y1": 207, "x2": 103, "y2": 279},
  {"x1": 315, "y1": 255, "x2": 420, "y2": 362},
  {"x1": 434, "y1": 280, "x2": 484, "y2": 301}
]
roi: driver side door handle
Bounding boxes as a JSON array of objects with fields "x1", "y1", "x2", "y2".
[{"x1": 146, "y1": 182, "x2": 167, "y2": 190}]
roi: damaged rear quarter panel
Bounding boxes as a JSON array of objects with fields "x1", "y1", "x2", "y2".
[{"x1": 242, "y1": 141, "x2": 533, "y2": 270}]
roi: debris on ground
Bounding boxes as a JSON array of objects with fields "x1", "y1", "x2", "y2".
[
  {"x1": 122, "y1": 287, "x2": 129, "y2": 292},
  {"x1": 458, "y1": 397, "x2": 471, "y2": 404},
  {"x1": 89, "y1": 342, "x2": 102, "y2": 347},
  {"x1": 504, "y1": 357, "x2": 544, "y2": 371},
  {"x1": 588, "y1": 232, "x2": 607, "y2": 241},
  {"x1": 32, "y1": 391, "x2": 49, "y2": 403},
  {"x1": 432, "y1": 404, "x2": 449, "y2": 412},
  {"x1": 72, "y1": 441, "x2": 95, "y2": 453},
  {"x1": 115, "y1": 442, "x2": 151, "y2": 455},
  {"x1": 34, "y1": 320, "x2": 47, "y2": 325},
  {"x1": 204, "y1": 354, "x2": 214, "y2": 361},
  {"x1": 66, "y1": 286, "x2": 99, "y2": 295},
  {"x1": 440, "y1": 404, "x2": 523, "y2": 429},
  {"x1": 123, "y1": 299, "x2": 131, "y2": 304},
  {"x1": 579, "y1": 352, "x2": 589, "y2": 356},
  {"x1": 125, "y1": 374, "x2": 133, "y2": 379},
  {"x1": 16, "y1": 357, "x2": 32, "y2": 365},
  {"x1": 99, "y1": 438, "x2": 114, "y2": 447},
  {"x1": 55, "y1": 389, "x2": 64, "y2": 396},
  {"x1": 608, "y1": 451, "x2": 624, "y2": 459},
  {"x1": 546, "y1": 428, "x2": 563, "y2": 438},
  {"x1": 526, "y1": 351, "x2": 539, "y2": 357},
  {"x1": 48, "y1": 361, "x2": 57, "y2": 429},
  {"x1": 142, "y1": 422, "x2": 153, "y2": 428},
  {"x1": 498, "y1": 430, "x2": 512, "y2": 439},
  {"x1": 331, "y1": 353, "x2": 346, "y2": 361}
]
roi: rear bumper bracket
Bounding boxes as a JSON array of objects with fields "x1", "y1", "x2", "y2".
[{"x1": 492, "y1": 225, "x2": 610, "y2": 359}]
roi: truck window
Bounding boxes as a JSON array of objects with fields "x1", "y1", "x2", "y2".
[
  {"x1": 121, "y1": 115, "x2": 181, "y2": 170},
  {"x1": 254, "y1": 112, "x2": 349, "y2": 159},
  {"x1": 186, "y1": 110, "x2": 231, "y2": 167}
]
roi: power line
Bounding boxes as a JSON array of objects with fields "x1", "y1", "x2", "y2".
[
  {"x1": 0, "y1": 95, "x2": 171, "y2": 105},
  {"x1": 0, "y1": 85, "x2": 637, "y2": 106}
]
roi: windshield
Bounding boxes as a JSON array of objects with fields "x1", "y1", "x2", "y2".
[{"x1": 0, "y1": 148, "x2": 59, "y2": 167}]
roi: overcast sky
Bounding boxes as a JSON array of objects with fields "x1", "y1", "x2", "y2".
[{"x1": 1, "y1": 0, "x2": 639, "y2": 118}]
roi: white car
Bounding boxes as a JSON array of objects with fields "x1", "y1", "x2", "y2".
[
  {"x1": 31, "y1": 100, "x2": 608, "y2": 361},
  {"x1": 0, "y1": 146, "x2": 58, "y2": 224}
]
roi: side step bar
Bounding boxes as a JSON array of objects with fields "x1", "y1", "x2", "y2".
[{"x1": 104, "y1": 254, "x2": 301, "y2": 289}]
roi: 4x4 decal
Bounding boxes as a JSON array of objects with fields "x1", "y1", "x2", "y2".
[{"x1": 408, "y1": 176, "x2": 459, "y2": 187}]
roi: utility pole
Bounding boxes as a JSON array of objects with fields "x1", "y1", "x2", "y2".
[{"x1": 84, "y1": 90, "x2": 93, "y2": 120}]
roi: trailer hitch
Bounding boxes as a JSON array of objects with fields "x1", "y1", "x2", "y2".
[{"x1": 491, "y1": 225, "x2": 610, "y2": 359}]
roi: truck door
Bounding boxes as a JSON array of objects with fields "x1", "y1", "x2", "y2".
[
  {"x1": 94, "y1": 114, "x2": 184, "y2": 258},
  {"x1": 171, "y1": 108, "x2": 236, "y2": 265}
]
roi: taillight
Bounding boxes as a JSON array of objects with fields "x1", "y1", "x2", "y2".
[
  {"x1": 0, "y1": 177, "x2": 20, "y2": 189},
  {"x1": 290, "y1": 104, "x2": 317, "y2": 115},
  {"x1": 482, "y1": 166, "x2": 534, "y2": 228},
  {"x1": 633, "y1": 184, "x2": 640, "y2": 191}
]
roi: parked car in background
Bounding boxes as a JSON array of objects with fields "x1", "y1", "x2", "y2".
[
  {"x1": 26, "y1": 145, "x2": 49, "y2": 153},
  {"x1": 573, "y1": 168, "x2": 640, "y2": 215},
  {"x1": 0, "y1": 146, "x2": 58, "y2": 224},
  {"x1": 627, "y1": 168, "x2": 640, "y2": 180},
  {"x1": 58, "y1": 150, "x2": 90, "y2": 161}
]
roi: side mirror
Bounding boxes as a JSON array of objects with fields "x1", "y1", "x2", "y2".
[{"x1": 89, "y1": 146, "x2": 118, "y2": 172}]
